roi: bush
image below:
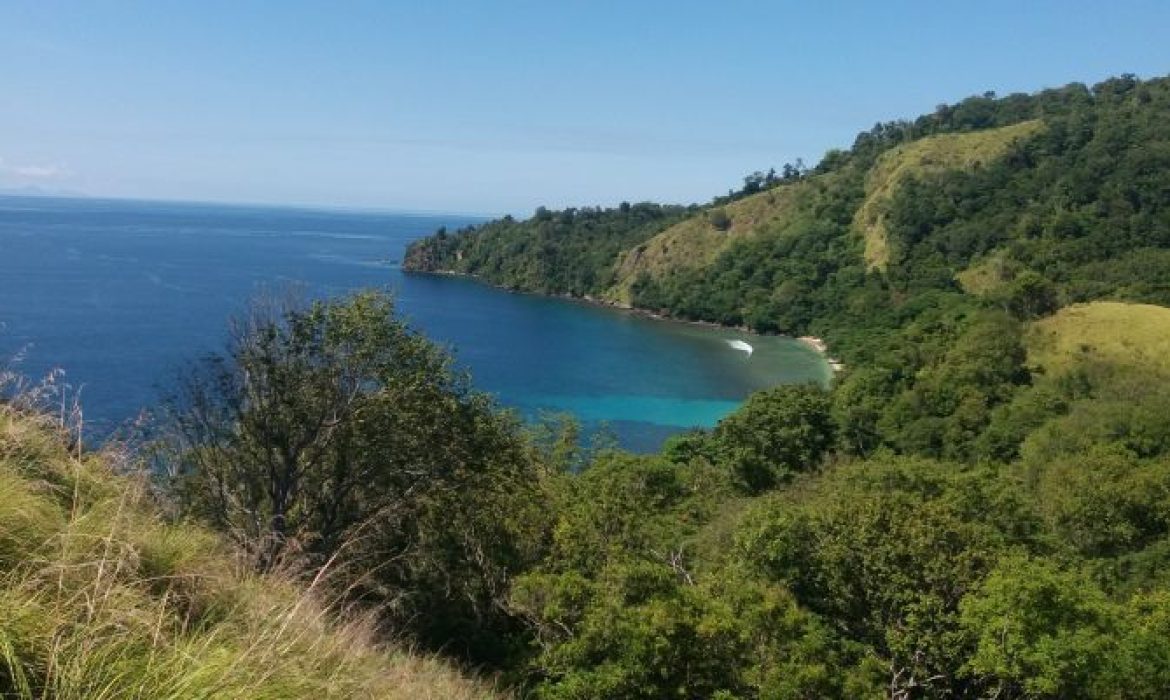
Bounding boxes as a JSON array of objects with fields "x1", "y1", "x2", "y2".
[
  {"x1": 160, "y1": 290, "x2": 548, "y2": 663},
  {"x1": 713, "y1": 384, "x2": 835, "y2": 491},
  {"x1": 707, "y1": 207, "x2": 732, "y2": 231}
]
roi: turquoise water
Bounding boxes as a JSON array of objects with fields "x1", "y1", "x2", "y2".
[{"x1": 0, "y1": 196, "x2": 829, "y2": 451}]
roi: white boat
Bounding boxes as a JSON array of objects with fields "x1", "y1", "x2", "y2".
[{"x1": 726, "y1": 339, "x2": 753, "y2": 356}]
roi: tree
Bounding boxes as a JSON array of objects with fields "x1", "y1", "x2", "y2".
[
  {"x1": 713, "y1": 384, "x2": 835, "y2": 491},
  {"x1": 160, "y1": 290, "x2": 546, "y2": 662},
  {"x1": 959, "y1": 557, "x2": 1123, "y2": 698},
  {"x1": 996, "y1": 270, "x2": 1059, "y2": 319},
  {"x1": 708, "y1": 207, "x2": 732, "y2": 231}
]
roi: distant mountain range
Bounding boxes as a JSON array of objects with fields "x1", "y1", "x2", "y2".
[{"x1": 0, "y1": 185, "x2": 88, "y2": 198}]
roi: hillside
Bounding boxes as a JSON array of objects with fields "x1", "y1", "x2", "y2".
[
  {"x1": 604, "y1": 178, "x2": 817, "y2": 305},
  {"x1": 405, "y1": 74, "x2": 1170, "y2": 349},
  {"x1": 499, "y1": 298, "x2": 1170, "y2": 697},
  {"x1": 13, "y1": 73, "x2": 1170, "y2": 698},
  {"x1": 854, "y1": 119, "x2": 1045, "y2": 270},
  {"x1": 402, "y1": 202, "x2": 696, "y2": 296},
  {"x1": 0, "y1": 403, "x2": 501, "y2": 700},
  {"x1": 1025, "y1": 301, "x2": 1170, "y2": 378}
]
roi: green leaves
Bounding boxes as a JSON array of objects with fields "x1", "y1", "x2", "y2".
[
  {"x1": 959, "y1": 557, "x2": 1122, "y2": 698},
  {"x1": 712, "y1": 384, "x2": 835, "y2": 492},
  {"x1": 163, "y1": 290, "x2": 545, "y2": 664}
]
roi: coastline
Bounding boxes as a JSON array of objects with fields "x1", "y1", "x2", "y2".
[
  {"x1": 798, "y1": 336, "x2": 846, "y2": 373},
  {"x1": 407, "y1": 268, "x2": 845, "y2": 373}
]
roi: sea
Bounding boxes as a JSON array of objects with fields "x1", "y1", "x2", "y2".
[{"x1": 0, "y1": 196, "x2": 830, "y2": 452}]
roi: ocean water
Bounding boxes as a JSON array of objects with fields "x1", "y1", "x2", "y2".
[{"x1": 0, "y1": 196, "x2": 830, "y2": 452}]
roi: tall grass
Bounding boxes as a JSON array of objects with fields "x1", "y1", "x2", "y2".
[{"x1": 0, "y1": 373, "x2": 503, "y2": 699}]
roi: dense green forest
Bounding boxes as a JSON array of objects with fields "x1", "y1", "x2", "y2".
[
  {"x1": 405, "y1": 203, "x2": 697, "y2": 297},
  {"x1": 409, "y1": 74, "x2": 1170, "y2": 697},
  {"x1": 406, "y1": 75, "x2": 1170, "y2": 351},
  {"x1": 8, "y1": 74, "x2": 1170, "y2": 698}
]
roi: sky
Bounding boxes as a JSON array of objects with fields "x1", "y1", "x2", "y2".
[{"x1": 1, "y1": 1, "x2": 1169, "y2": 215}]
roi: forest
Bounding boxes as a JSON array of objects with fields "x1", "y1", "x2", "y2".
[
  {"x1": 6, "y1": 74, "x2": 1170, "y2": 698},
  {"x1": 408, "y1": 74, "x2": 1170, "y2": 697}
]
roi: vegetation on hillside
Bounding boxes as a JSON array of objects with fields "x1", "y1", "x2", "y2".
[
  {"x1": 403, "y1": 203, "x2": 696, "y2": 297},
  {"x1": 0, "y1": 382, "x2": 501, "y2": 699},
  {"x1": 157, "y1": 291, "x2": 550, "y2": 665},
  {"x1": 8, "y1": 287, "x2": 1170, "y2": 698},
  {"x1": 496, "y1": 295, "x2": 1170, "y2": 698},
  {"x1": 605, "y1": 180, "x2": 814, "y2": 305},
  {"x1": 9, "y1": 73, "x2": 1170, "y2": 698},
  {"x1": 391, "y1": 74, "x2": 1170, "y2": 697},
  {"x1": 853, "y1": 119, "x2": 1045, "y2": 270},
  {"x1": 407, "y1": 74, "x2": 1170, "y2": 346},
  {"x1": 1025, "y1": 302, "x2": 1170, "y2": 378}
]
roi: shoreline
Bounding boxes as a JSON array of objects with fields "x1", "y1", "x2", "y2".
[
  {"x1": 797, "y1": 336, "x2": 845, "y2": 373},
  {"x1": 406, "y1": 268, "x2": 845, "y2": 373}
]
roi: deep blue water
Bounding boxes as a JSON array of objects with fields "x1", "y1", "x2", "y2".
[{"x1": 0, "y1": 196, "x2": 829, "y2": 451}]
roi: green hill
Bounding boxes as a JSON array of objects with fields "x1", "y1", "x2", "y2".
[
  {"x1": 402, "y1": 202, "x2": 696, "y2": 297},
  {"x1": 854, "y1": 119, "x2": 1045, "y2": 270},
  {"x1": 604, "y1": 178, "x2": 817, "y2": 305},
  {"x1": 406, "y1": 74, "x2": 1170, "y2": 346},
  {"x1": 0, "y1": 404, "x2": 501, "y2": 700}
]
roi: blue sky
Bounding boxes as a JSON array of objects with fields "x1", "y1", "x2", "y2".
[{"x1": 2, "y1": 1, "x2": 1168, "y2": 215}]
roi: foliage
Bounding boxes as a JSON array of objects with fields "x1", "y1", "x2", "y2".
[
  {"x1": 160, "y1": 291, "x2": 547, "y2": 663},
  {"x1": 854, "y1": 119, "x2": 1046, "y2": 270},
  {"x1": 393, "y1": 74, "x2": 1170, "y2": 696},
  {"x1": 958, "y1": 557, "x2": 1124, "y2": 698},
  {"x1": 0, "y1": 402, "x2": 500, "y2": 700},
  {"x1": 735, "y1": 458, "x2": 1043, "y2": 698},
  {"x1": 712, "y1": 383, "x2": 835, "y2": 492},
  {"x1": 403, "y1": 203, "x2": 696, "y2": 297}
]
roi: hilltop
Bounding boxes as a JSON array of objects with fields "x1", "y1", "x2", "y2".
[{"x1": 1026, "y1": 302, "x2": 1170, "y2": 378}]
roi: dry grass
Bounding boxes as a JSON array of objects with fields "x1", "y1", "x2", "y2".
[
  {"x1": 955, "y1": 250, "x2": 1023, "y2": 296},
  {"x1": 601, "y1": 120, "x2": 1046, "y2": 301},
  {"x1": 1024, "y1": 301, "x2": 1170, "y2": 378},
  {"x1": 855, "y1": 120, "x2": 1045, "y2": 271},
  {"x1": 0, "y1": 396, "x2": 504, "y2": 699},
  {"x1": 604, "y1": 180, "x2": 816, "y2": 305}
]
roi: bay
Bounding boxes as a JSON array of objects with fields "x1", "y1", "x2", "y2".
[{"x1": 0, "y1": 196, "x2": 829, "y2": 451}]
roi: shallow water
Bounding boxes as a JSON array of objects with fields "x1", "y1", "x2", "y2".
[{"x1": 0, "y1": 196, "x2": 829, "y2": 451}]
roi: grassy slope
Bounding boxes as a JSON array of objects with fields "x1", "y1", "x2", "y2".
[
  {"x1": 855, "y1": 119, "x2": 1045, "y2": 271},
  {"x1": 604, "y1": 181, "x2": 812, "y2": 305},
  {"x1": 1024, "y1": 301, "x2": 1170, "y2": 378},
  {"x1": 0, "y1": 406, "x2": 502, "y2": 700},
  {"x1": 603, "y1": 119, "x2": 1045, "y2": 307},
  {"x1": 955, "y1": 250, "x2": 1021, "y2": 296}
]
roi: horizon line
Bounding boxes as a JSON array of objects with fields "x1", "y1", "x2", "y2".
[{"x1": 0, "y1": 190, "x2": 502, "y2": 221}]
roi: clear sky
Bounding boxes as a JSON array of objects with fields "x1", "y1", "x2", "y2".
[{"x1": 2, "y1": 1, "x2": 1168, "y2": 215}]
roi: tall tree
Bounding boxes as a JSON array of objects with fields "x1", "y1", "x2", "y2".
[{"x1": 160, "y1": 290, "x2": 547, "y2": 661}]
